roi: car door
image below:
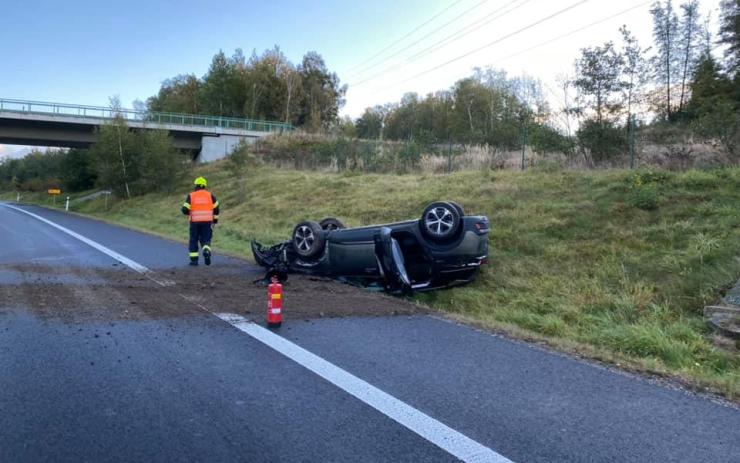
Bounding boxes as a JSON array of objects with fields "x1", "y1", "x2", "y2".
[{"x1": 373, "y1": 227, "x2": 412, "y2": 294}]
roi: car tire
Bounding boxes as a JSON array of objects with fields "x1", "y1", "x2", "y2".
[
  {"x1": 292, "y1": 221, "x2": 326, "y2": 259},
  {"x1": 319, "y1": 217, "x2": 346, "y2": 231},
  {"x1": 420, "y1": 202, "x2": 461, "y2": 242},
  {"x1": 446, "y1": 201, "x2": 465, "y2": 217}
]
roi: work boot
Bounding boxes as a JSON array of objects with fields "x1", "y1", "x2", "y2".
[
  {"x1": 203, "y1": 248, "x2": 212, "y2": 266},
  {"x1": 189, "y1": 258, "x2": 198, "y2": 266}
]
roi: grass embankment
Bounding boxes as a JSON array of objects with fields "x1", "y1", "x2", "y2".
[{"x1": 10, "y1": 163, "x2": 740, "y2": 398}]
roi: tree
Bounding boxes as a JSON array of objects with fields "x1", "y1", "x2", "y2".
[
  {"x1": 452, "y1": 79, "x2": 489, "y2": 143},
  {"x1": 242, "y1": 47, "x2": 289, "y2": 121},
  {"x1": 686, "y1": 52, "x2": 738, "y2": 152},
  {"x1": 137, "y1": 130, "x2": 187, "y2": 194},
  {"x1": 677, "y1": 1, "x2": 702, "y2": 112},
  {"x1": 650, "y1": 0, "x2": 680, "y2": 119},
  {"x1": 573, "y1": 42, "x2": 625, "y2": 124},
  {"x1": 282, "y1": 66, "x2": 301, "y2": 124},
  {"x1": 92, "y1": 118, "x2": 137, "y2": 198},
  {"x1": 335, "y1": 116, "x2": 357, "y2": 138},
  {"x1": 572, "y1": 42, "x2": 627, "y2": 162},
  {"x1": 108, "y1": 96, "x2": 134, "y2": 199},
  {"x1": 355, "y1": 107, "x2": 385, "y2": 139},
  {"x1": 199, "y1": 50, "x2": 242, "y2": 117},
  {"x1": 147, "y1": 74, "x2": 202, "y2": 114},
  {"x1": 718, "y1": 0, "x2": 740, "y2": 74},
  {"x1": 60, "y1": 149, "x2": 97, "y2": 192},
  {"x1": 619, "y1": 26, "x2": 650, "y2": 123},
  {"x1": 226, "y1": 141, "x2": 260, "y2": 203},
  {"x1": 298, "y1": 51, "x2": 347, "y2": 131}
]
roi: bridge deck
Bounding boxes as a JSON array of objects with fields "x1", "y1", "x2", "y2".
[{"x1": 0, "y1": 98, "x2": 292, "y2": 135}]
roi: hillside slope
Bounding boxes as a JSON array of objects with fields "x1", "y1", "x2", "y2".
[{"x1": 16, "y1": 163, "x2": 740, "y2": 398}]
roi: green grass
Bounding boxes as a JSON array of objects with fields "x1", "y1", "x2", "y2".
[{"x1": 8, "y1": 163, "x2": 740, "y2": 398}]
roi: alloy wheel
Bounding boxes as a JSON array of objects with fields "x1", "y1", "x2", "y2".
[
  {"x1": 424, "y1": 206, "x2": 454, "y2": 237},
  {"x1": 294, "y1": 225, "x2": 315, "y2": 252}
]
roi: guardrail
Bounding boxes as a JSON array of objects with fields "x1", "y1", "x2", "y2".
[{"x1": 0, "y1": 98, "x2": 293, "y2": 133}]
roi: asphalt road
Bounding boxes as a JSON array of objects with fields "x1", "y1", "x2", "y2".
[{"x1": 1, "y1": 203, "x2": 739, "y2": 462}]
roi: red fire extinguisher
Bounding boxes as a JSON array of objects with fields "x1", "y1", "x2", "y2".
[{"x1": 267, "y1": 276, "x2": 283, "y2": 327}]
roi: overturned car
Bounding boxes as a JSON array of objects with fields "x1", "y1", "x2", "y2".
[{"x1": 251, "y1": 202, "x2": 489, "y2": 294}]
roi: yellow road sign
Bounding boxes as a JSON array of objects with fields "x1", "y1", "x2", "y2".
[{"x1": 48, "y1": 189, "x2": 61, "y2": 195}]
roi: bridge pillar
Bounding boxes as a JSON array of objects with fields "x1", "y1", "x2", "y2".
[{"x1": 197, "y1": 134, "x2": 254, "y2": 163}]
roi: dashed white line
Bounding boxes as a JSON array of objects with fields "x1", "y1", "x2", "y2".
[{"x1": 3, "y1": 203, "x2": 513, "y2": 463}]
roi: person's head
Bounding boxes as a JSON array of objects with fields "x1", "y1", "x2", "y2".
[{"x1": 193, "y1": 177, "x2": 207, "y2": 190}]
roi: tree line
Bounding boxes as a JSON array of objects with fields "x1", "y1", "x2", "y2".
[
  {"x1": 147, "y1": 48, "x2": 347, "y2": 132},
  {"x1": 566, "y1": 0, "x2": 739, "y2": 161},
  {"x1": 348, "y1": 69, "x2": 570, "y2": 156},
  {"x1": 349, "y1": 0, "x2": 739, "y2": 163}
]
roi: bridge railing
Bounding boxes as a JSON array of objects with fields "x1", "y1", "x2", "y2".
[{"x1": 0, "y1": 98, "x2": 293, "y2": 133}]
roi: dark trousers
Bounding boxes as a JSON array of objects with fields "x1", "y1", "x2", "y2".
[{"x1": 188, "y1": 222, "x2": 213, "y2": 259}]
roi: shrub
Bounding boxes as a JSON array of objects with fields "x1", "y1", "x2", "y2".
[
  {"x1": 625, "y1": 170, "x2": 669, "y2": 187},
  {"x1": 627, "y1": 184, "x2": 660, "y2": 210},
  {"x1": 530, "y1": 123, "x2": 574, "y2": 155},
  {"x1": 625, "y1": 170, "x2": 666, "y2": 210},
  {"x1": 577, "y1": 120, "x2": 627, "y2": 163}
]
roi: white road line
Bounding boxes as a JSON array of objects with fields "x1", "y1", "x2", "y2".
[
  {"x1": 4, "y1": 203, "x2": 513, "y2": 463},
  {"x1": 2, "y1": 204, "x2": 151, "y2": 274},
  {"x1": 216, "y1": 312, "x2": 512, "y2": 463}
]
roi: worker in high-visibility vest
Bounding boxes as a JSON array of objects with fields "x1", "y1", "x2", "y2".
[{"x1": 181, "y1": 177, "x2": 220, "y2": 266}]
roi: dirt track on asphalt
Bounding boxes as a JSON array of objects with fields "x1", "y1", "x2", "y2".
[{"x1": 0, "y1": 263, "x2": 423, "y2": 323}]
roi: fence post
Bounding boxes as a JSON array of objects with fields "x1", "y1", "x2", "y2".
[
  {"x1": 629, "y1": 114, "x2": 637, "y2": 169},
  {"x1": 447, "y1": 136, "x2": 453, "y2": 173},
  {"x1": 521, "y1": 123, "x2": 528, "y2": 171}
]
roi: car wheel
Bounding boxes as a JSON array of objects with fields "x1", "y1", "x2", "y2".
[
  {"x1": 447, "y1": 201, "x2": 465, "y2": 217},
  {"x1": 292, "y1": 221, "x2": 326, "y2": 258},
  {"x1": 421, "y1": 202, "x2": 461, "y2": 242},
  {"x1": 319, "y1": 217, "x2": 346, "y2": 231}
]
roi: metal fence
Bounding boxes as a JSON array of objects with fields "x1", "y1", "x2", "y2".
[{"x1": 0, "y1": 98, "x2": 293, "y2": 133}]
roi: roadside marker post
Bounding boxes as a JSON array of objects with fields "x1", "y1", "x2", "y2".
[{"x1": 65, "y1": 196, "x2": 70, "y2": 211}]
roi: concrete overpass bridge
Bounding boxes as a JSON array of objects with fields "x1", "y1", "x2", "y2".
[{"x1": 0, "y1": 98, "x2": 292, "y2": 162}]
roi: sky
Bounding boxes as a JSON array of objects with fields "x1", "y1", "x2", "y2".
[{"x1": 0, "y1": 0, "x2": 724, "y2": 158}]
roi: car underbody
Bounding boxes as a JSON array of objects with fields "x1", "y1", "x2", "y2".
[{"x1": 252, "y1": 202, "x2": 489, "y2": 294}]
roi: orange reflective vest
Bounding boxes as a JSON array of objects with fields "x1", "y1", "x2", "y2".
[{"x1": 188, "y1": 189, "x2": 214, "y2": 223}]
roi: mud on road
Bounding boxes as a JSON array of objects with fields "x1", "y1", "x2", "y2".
[{"x1": 0, "y1": 263, "x2": 423, "y2": 323}]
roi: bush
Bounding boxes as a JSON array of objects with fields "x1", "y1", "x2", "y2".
[
  {"x1": 627, "y1": 184, "x2": 660, "y2": 210},
  {"x1": 625, "y1": 170, "x2": 669, "y2": 187},
  {"x1": 625, "y1": 170, "x2": 666, "y2": 210},
  {"x1": 577, "y1": 120, "x2": 627, "y2": 163},
  {"x1": 530, "y1": 123, "x2": 574, "y2": 155},
  {"x1": 690, "y1": 102, "x2": 739, "y2": 154}
]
